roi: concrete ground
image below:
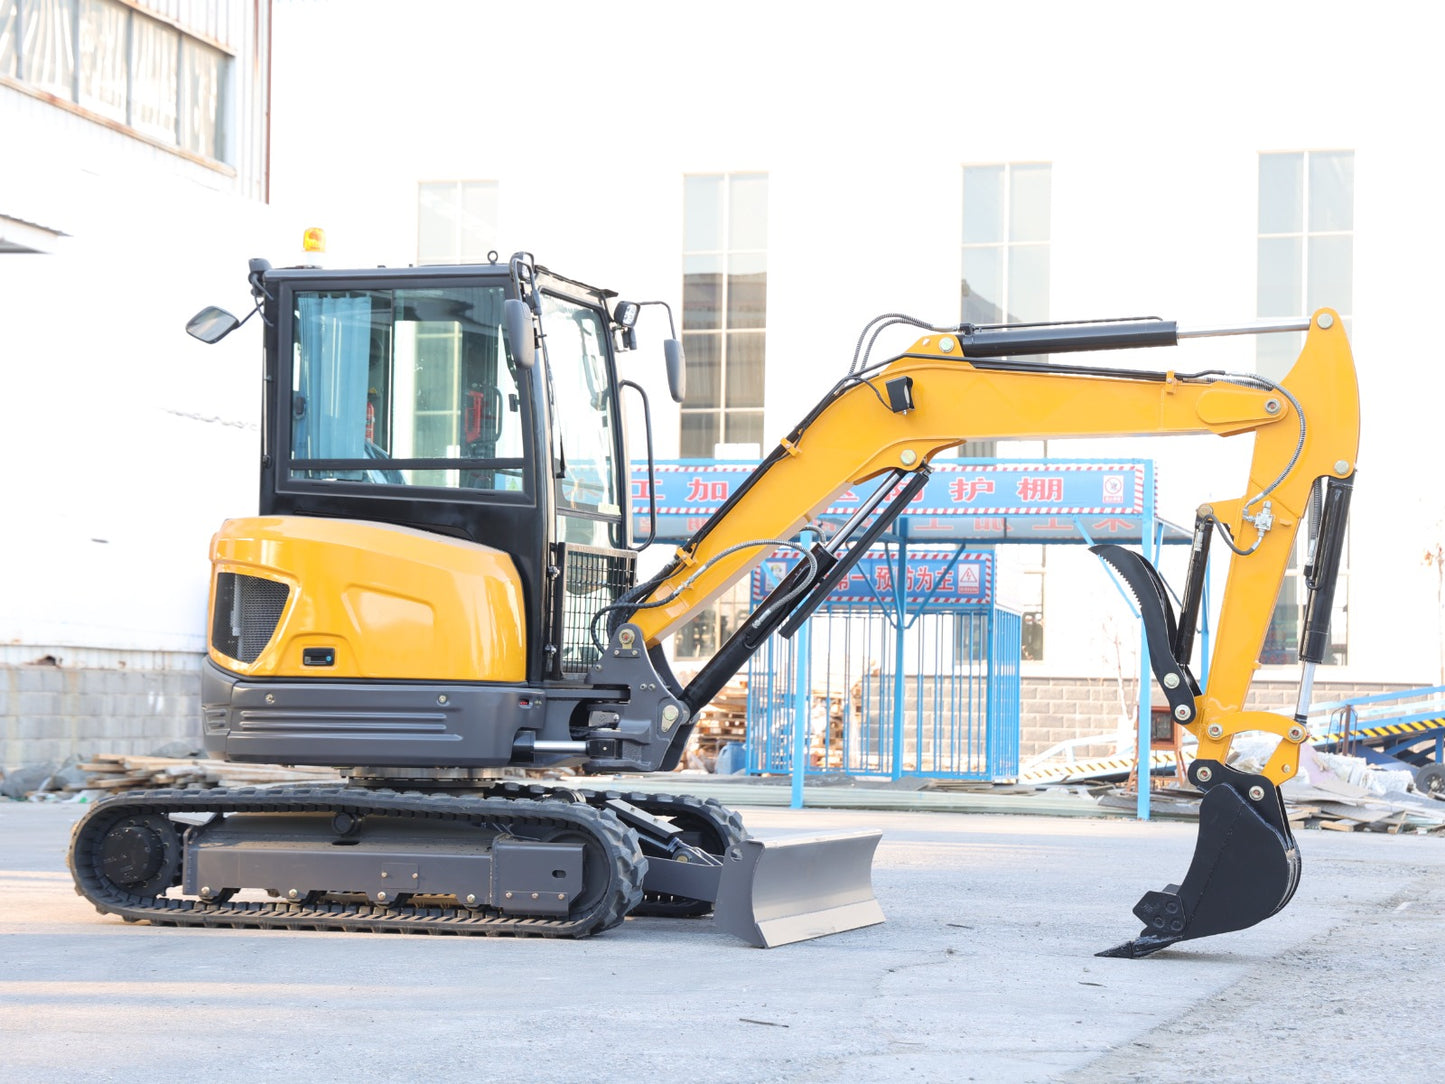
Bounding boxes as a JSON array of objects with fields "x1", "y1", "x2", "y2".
[{"x1": 2, "y1": 798, "x2": 1442, "y2": 1083}]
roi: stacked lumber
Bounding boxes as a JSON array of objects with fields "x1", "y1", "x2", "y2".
[
  {"x1": 809, "y1": 667, "x2": 875, "y2": 770},
  {"x1": 672, "y1": 666, "x2": 876, "y2": 772},
  {"x1": 66, "y1": 754, "x2": 342, "y2": 793},
  {"x1": 1253, "y1": 744, "x2": 1445, "y2": 833},
  {"x1": 681, "y1": 676, "x2": 748, "y2": 772}
]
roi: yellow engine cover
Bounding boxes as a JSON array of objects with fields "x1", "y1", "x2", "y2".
[{"x1": 208, "y1": 517, "x2": 527, "y2": 682}]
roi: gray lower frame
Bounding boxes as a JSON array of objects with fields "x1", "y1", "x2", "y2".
[{"x1": 201, "y1": 660, "x2": 554, "y2": 768}]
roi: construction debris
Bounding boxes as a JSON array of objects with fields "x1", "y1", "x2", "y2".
[
  {"x1": 1096, "y1": 741, "x2": 1445, "y2": 833},
  {"x1": 8, "y1": 736, "x2": 1444, "y2": 836}
]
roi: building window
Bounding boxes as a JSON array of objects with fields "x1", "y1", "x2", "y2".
[
  {"x1": 961, "y1": 163, "x2": 1051, "y2": 326},
  {"x1": 1, "y1": 0, "x2": 229, "y2": 161},
  {"x1": 680, "y1": 172, "x2": 767, "y2": 458},
  {"x1": 417, "y1": 181, "x2": 499, "y2": 265},
  {"x1": 961, "y1": 163, "x2": 1051, "y2": 657},
  {"x1": 674, "y1": 172, "x2": 767, "y2": 662},
  {"x1": 0, "y1": 3, "x2": 18, "y2": 80},
  {"x1": 1257, "y1": 150, "x2": 1354, "y2": 379},
  {"x1": 960, "y1": 163, "x2": 1052, "y2": 443},
  {"x1": 1257, "y1": 150, "x2": 1354, "y2": 666}
]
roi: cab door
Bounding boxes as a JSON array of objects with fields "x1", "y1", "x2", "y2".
[{"x1": 536, "y1": 287, "x2": 636, "y2": 678}]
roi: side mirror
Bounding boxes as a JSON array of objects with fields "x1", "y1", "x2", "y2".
[
  {"x1": 186, "y1": 306, "x2": 241, "y2": 344},
  {"x1": 664, "y1": 339, "x2": 686, "y2": 403},
  {"x1": 504, "y1": 298, "x2": 537, "y2": 369}
]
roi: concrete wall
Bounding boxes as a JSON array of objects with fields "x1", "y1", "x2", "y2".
[{"x1": 0, "y1": 648, "x2": 202, "y2": 773}]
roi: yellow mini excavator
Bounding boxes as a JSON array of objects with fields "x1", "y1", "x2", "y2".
[{"x1": 68, "y1": 252, "x2": 1358, "y2": 956}]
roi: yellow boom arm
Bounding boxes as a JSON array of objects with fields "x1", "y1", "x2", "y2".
[{"x1": 628, "y1": 311, "x2": 1358, "y2": 788}]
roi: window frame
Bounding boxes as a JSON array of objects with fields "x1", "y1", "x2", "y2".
[
  {"x1": 0, "y1": 0, "x2": 233, "y2": 168},
  {"x1": 960, "y1": 162, "x2": 1052, "y2": 660},
  {"x1": 417, "y1": 180, "x2": 501, "y2": 266},
  {"x1": 961, "y1": 161, "x2": 1052, "y2": 328},
  {"x1": 1255, "y1": 149, "x2": 1355, "y2": 668},
  {"x1": 274, "y1": 275, "x2": 538, "y2": 509},
  {"x1": 680, "y1": 171, "x2": 768, "y2": 458}
]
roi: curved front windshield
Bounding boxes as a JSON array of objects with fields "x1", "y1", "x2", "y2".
[
  {"x1": 289, "y1": 285, "x2": 527, "y2": 492},
  {"x1": 541, "y1": 293, "x2": 619, "y2": 517}
]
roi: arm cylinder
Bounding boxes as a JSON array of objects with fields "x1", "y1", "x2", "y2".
[{"x1": 1299, "y1": 473, "x2": 1354, "y2": 665}]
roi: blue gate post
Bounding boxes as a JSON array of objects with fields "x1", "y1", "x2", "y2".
[
  {"x1": 1136, "y1": 461, "x2": 1156, "y2": 821},
  {"x1": 790, "y1": 530, "x2": 815, "y2": 809},
  {"x1": 890, "y1": 535, "x2": 909, "y2": 781}
]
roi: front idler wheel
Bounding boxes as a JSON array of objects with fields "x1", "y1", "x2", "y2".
[{"x1": 96, "y1": 814, "x2": 183, "y2": 898}]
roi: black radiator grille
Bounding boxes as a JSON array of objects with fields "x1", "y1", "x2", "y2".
[
  {"x1": 552, "y1": 544, "x2": 637, "y2": 678},
  {"x1": 212, "y1": 573, "x2": 290, "y2": 664}
]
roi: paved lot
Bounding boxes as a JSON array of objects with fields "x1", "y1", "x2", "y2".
[{"x1": 3, "y1": 799, "x2": 1443, "y2": 1082}]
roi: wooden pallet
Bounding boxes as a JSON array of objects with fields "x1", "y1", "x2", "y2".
[{"x1": 65, "y1": 754, "x2": 343, "y2": 793}]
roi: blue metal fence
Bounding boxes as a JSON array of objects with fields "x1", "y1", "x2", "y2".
[{"x1": 745, "y1": 602, "x2": 1020, "y2": 782}]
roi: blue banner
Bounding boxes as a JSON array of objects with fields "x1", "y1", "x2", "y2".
[
  {"x1": 631, "y1": 459, "x2": 1167, "y2": 544},
  {"x1": 751, "y1": 548, "x2": 995, "y2": 609}
]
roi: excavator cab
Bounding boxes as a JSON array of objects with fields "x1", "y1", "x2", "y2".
[{"x1": 256, "y1": 255, "x2": 627, "y2": 674}]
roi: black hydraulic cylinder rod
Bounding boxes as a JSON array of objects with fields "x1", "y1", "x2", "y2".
[
  {"x1": 1172, "y1": 513, "x2": 1214, "y2": 668},
  {"x1": 682, "y1": 543, "x2": 837, "y2": 714},
  {"x1": 1299, "y1": 473, "x2": 1354, "y2": 665},
  {"x1": 957, "y1": 319, "x2": 1178, "y2": 358},
  {"x1": 778, "y1": 468, "x2": 934, "y2": 639},
  {"x1": 682, "y1": 468, "x2": 932, "y2": 713}
]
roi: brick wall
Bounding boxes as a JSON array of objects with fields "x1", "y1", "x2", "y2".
[
  {"x1": 0, "y1": 649, "x2": 203, "y2": 772},
  {"x1": 1019, "y1": 675, "x2": 1422, "y2": 762}
]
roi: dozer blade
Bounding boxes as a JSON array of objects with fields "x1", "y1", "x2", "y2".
[
  {"x1": 713, "y1": 828, "x2": 885, "y2": 948},
  {"x1": 1099, "y1": 760, "x2": 1300, "y2": 958}
]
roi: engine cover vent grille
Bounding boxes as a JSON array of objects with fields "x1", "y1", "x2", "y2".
[
  {"x1": 550, "y1": 544, "x2": 637, "y2": 678},
  {"x1": 212, "y1": 573, "x2": 290, "y2": 664}
]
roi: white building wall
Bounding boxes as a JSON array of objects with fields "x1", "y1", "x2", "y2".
[{"x1": 0, "y1": 2, "x2": 278, "y2": 657}]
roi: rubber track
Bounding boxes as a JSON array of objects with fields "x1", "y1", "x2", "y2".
[{"x1": 69, "y1": 786, "x2": 645, "y2": 937}]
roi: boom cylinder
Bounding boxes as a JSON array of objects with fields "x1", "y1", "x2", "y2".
[{"x1": 957, "y1": 319, "x2": 1177, "y2": 357}]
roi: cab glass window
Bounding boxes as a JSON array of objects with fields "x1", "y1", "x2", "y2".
[
  {"x1": 289, "y1": 285, "x2": 527, "y2": 492},
  {"x1": 541, "y1": 293, "x2": 619, "y2": 518}
]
